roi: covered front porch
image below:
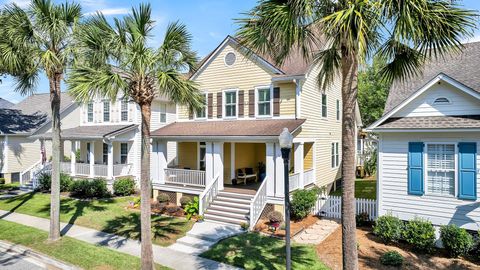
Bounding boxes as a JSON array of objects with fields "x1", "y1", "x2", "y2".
[{"x1": 39, "y1": 125, "x2": 137, "y2": 180}]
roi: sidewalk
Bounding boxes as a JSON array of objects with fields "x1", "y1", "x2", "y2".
[{"x1": 0, "y1": 209, "x2": 240, "y2": 270}]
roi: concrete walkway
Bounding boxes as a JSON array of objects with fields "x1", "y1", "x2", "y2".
[
  {"x1": 169, "y1": 222, "x2": 245, "y2": 255},
  {"x1": 0, "y1": 210, "x2": 240, "y2": 270},
  {"x1": 293, "y1": 218, "x2": 340, "y2": 245}
]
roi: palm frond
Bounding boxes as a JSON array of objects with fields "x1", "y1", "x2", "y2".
[
  {"x1": 314, "y1": 43, "x2": 341, "y2": 90},
  {"x1": 377, "y1": 38, "x2": 424, "y2": 83}
]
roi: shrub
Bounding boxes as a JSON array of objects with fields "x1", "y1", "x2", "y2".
[
  {"x1": 113, "y1": 178, "x2": 136, "y2": 196},
  {"x1": 132, "y1": 197, "x2": 141, "y2": 208},
  {"x1": 37, "y1": 173, "x2": 72, "y2": 192},
  {"x1": 157, "y1": 193, "x2": 170, "y2": 203},
  {"x1": 179, "y1": 196, "x2": 192, "y2": 208},
  {"x1": 184, "y1": 197, "x2": 199, "y2": 220},
  {"x1": 373, "y1": 215, "x2": 403, "y2": 243},
  {"x1": 380, "y1": 251, "x2": 403, "y2": 267},
  {"x1": 440, "y1": 224, "x2": 474, "y2": 257},
  {"x1": 0, "y1": 178, "x2": 5, "y2": 184},
  {"x1": 166, "y1": 205, "x2": 181, "y2": 214},
  {"x1": 267, "y1": 211, "x2": 283, "y2": 223},
  {"x1": 402, "y1": 218, "x2": 436, "y2": 252},
  {"x1": 70, "y1": 178, "x2": 109, "y2": 198},
  {"x1": 290, "y1": 188, "x2": 319, "y2": 220},
  {"x1": 356, "y1": 212, "x2": 371, "y2": 227},
  {"x1": 240, "y1": 222, "x2": 249, "y2": 231}
]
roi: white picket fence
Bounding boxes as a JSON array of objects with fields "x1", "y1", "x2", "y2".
[{"x1": 311, "y1": 195, "x2": 377, "y2": 220}]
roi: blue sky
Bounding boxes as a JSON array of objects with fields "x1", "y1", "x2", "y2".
[{"x1": 1, "y1": 0, "x2": 480, "y2": 103}]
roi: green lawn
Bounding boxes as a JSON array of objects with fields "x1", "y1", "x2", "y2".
[
  {"x1": 330, "y1": 179, "x2": 376, "y2": 200},
  {"x1": 0, "y1": 219, "x2": 169, "y2": 269},
  {"x1": 0, "y1": 183, "x2": 20, "y2": 194},
  {"x1": 201, "y1": 233, "x2": 329, "y2": 270},
  {"x1": 0, "y1": 192, "x2": 194, "y2": 246}
]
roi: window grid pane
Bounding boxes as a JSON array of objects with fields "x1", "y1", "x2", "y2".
[
  {"x1": 322, "y1": 94, "x2": 327, "y2": 117},
  {"x1": 120, "y1": 143, "x2": 128, "y2": 164},
  {"x1": 87, "y1": 103, "x2": 93, "y2": 122},
  {"x1": 121, "y1": 100, "x2": 128, "y2": 121},
  {"x1": 103, "y1": 101, "x2": 110, "y2": 122},
  {"x1": 225, "y1": 91, "x2": 236, "y2": 117},
  {"x1": 427, "y1": 144, "x2": 455, "y2": 196},
  {"x1": 257, "y1": 88, "x2": 271, "y2": 116}
]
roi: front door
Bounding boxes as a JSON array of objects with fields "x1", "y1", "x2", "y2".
[{"x1": 199, "y1": 142, "x2": 206, "y2": 171}]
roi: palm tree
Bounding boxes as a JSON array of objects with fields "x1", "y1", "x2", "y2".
[
  {"x1": 0, "y1": 0, "x2": 81, "y2": 242},
  {"x1": 236, "y1": 0, "x2": 476, "y2": 269},
  {"x1": 67, "y1": 4, "x2": 202, "y2": 269}
]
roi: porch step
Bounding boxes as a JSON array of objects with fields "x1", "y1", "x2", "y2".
[
  {"x1": 214, "y1": 195, "x2": 252, "y2": 205},
  {"x1": 217, "y1": 191, "x2": 255, "y2": 200},
  {"x1": 204, "y1": 214, "x2": 248, "y2": 225},
  {"x1": 205, "y1": 209, "x2": 249, "y2": 220},
  {"x1": 208, "y1": 205, "x2": 250, "y2": 215},
  {"x1": 209, "y1": 200, "x2": 251, "y2": 210}
]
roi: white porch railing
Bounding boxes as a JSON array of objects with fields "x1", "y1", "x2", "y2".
[
  {"x1": 304, "y1": 169, "x2": 315, "y2": 185},
  {"x1": 199, "y1": 173, "x2": 220, "y2": 215},
  {"x1": 311, "y1": 195, "x2": 377, "y2": 220},
  {"x1": 249, "y1": 177, "x2": 268, "y2": 230},
  {"x1": 289, "y1": 173, "x2": 300, "y2": 191},
  {"x1": 93, "y1": 164, "x2": 108, "y2": 177},
  {"x1": 164, "y1": 168, "x2": 206, "y2": 187},
  {"x1": 60, "y1": 162, "x2": 71, "y2": 174},
  {"x1": 114, "y1": 164, "x2": 132, "y2": 176},
  {"x1": 20, "y1": 159, "x2": 43, "y2": 185}
]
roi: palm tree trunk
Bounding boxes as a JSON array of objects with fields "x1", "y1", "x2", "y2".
[
  {"x1": 140, "y1": 102, "x2": 153, "y2": 270},
  {"x1": 49, "y1": 73, "x2": 62, "y2": 241},
  {"x1": 340, "y1": 48, "x2": 359, "y2": 270}
]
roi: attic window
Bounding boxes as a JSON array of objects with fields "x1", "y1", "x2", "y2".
[
  {"x1": 224, "y1": 52, "x2": 236, "y2": 66},
  {"x1": 433, "y1": 97, "x2": 451, "y2": 105}
]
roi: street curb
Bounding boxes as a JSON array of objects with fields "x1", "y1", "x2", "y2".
[{"x1": 0, "y1": 240, "x2": 82, "y2": 270}]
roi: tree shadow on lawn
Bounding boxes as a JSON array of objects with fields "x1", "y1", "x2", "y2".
[
  {"x1": 37, "y1": 196, "x2": 108, "y2": 235},
  {"x1": 99, "y1": 213, "x2": 189, "y2": 247},
  {"x1": 203, "y1": 234, "x2": 318, "y2": 270},
  {"x1": 0, "y1": 192, "x2": 35, "y2": 219}
]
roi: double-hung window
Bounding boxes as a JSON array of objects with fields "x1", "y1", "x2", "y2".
[
  {"x1": 195, "y1": 93, "x2": 207, "y2": 119},
  {"x1": 120, "y1": 143, "x2": 128, "y2": 164},
  {"x1": 103, "y1": 100, "x2": 110, "y2": 122},
  {"x1": 160, "y1": 104, "x2": 167, "y2": 123},
  {"x1": 102, "y1": 143, "x2": 108, "y2": 164},
  {"x1": 322, "y1": 93, "x2": 327, "y2": 118},
  {"x1": 331, "y1": 142, "x2": 339, "y2": 168},
  {"x1": 87, "y1": 102, "x2": 93, "y2": 123},
  {"x1": 336, "y1": 99, "x2": 340, "y2": 121},
  {"x1": 257, "y1": 87, "x2": 271, "y2": 116},
  {"x1": 121, "y1": 100, "x2": 129, "y2": 121},
  {"x1": 224, "y1": 90, "x2": 237, "y2": 118},
  {"x1": 426, "y1": 143, "x2": 455, "y2": 196}
]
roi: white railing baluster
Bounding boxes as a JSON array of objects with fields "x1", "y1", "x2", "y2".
[
  {"x1": 164, "y1": 168, "x2": 206, "y2": 187},
  {"x1": 249, "y1": 178, "x2": 268, "y2": 230},
  {"x1": 199, "y1": 173, "x2": 220, "y2": 215}
]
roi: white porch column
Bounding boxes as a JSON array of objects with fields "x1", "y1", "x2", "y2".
[
  {"x1": 213, "y1": 142, "x2": 224, "y2": 190},
  {"x1": 274, "y1": 143, "x2": 285, "y2": 197},
  {"x1": 89, "y1": 141, "x2": 95, "y2": 178},
  {"x1": 107, "y1": 142, "x2": 113, "y2": 180},
  {"x1": 157, "y1": 140, "x2": 167, "y2": 185},
  {"x1": 205, "y1": 142, "x2": 214, "y2": 186},
  {"x1": 265, "y1": 142, "x2": 275, "y2": 197},
  {"x1": 294, "y1": 142, "x2": 304, "y2": 188},
  {"x1": 70, "y1": 140, "x2": 76, "y2": 176},
  {"x1": 230, "y1": 143, "x2": 235, "y2": 182}
]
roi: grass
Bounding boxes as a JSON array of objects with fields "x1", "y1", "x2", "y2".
[
  {"x1": 330, "y1": 179, "x2": 376, "y2": 200},
  {"x1": 0, "y1": 192, "x2": 194, "y2": 246},
  {"x1": 201, "y1": 233, "x2": 329, "y2": 270},
  {"x1": 0, "y1": 183, "x2": 20, "y2": 193},
  {"x1": 0, "y1": 219, "x2": 169, "y2": 269}
]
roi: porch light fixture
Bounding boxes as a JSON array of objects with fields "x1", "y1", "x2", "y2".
[{"x1": 278, "y1": 127, "x2": 293, "y2": 270}]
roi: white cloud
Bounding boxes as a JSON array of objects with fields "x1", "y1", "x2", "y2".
[
  {"x1": 208, "y1": 31, "x2": 222, "y2": 39},
  {"x1": 463, "y1": 34, "x2": 480, "y2": 44},
  {"x1": 84, "y1": 7, "x2": 129, "y2": 16},
  {"x1": 4, "y1": 0, "x2": 29, "y2": 8}
]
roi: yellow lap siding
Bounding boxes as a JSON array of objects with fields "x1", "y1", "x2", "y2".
[
  {"x1": 234, "y1": 143, "x2": 265, "y2": 175},
  {"x1": 304, "y1": 143, "x2": 314, "y2": 170},
  {"x1": 278, "y1": 82, "x2": 296, "y2": 117},
  {"x1": 177, "y1": 142, "x2": 197, "y2": 170}
]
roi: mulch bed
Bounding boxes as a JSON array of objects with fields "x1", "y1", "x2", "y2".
[
  {"x1": 316, "y1": 227, "x2": 480, "y2": 270},
  {"x1": 254, "y1": 215, "x2": 320, "y2": 238}
]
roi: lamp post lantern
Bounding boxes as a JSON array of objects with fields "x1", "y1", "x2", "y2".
[{"x1": 278, "y1": 127, "x2": 293, "y2": 270}]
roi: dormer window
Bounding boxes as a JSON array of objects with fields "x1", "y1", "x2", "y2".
[{"x1": 433, "y1": 97, "x2": 451, "y2": 105}]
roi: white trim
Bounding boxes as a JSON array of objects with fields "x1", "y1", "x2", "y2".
[
  {"x1": 255, "y1": 85, "x2": 273, "y2": 118},
  {"x1": 194, "y1": 92, "x2": 208, "y2": 120},
  {"x1": 223, "y1": 89, "x2": 239, "y2": 119},
  {"x1": 368, "y1": 73, "x2": 480, "y2": 131},
  {"x1": 377, "y1": 135, "x2": 383, "y2": 216},
  {"x1": 422, "y1": 142, "x2": 458, "y2": 198},
  {"x1": 190, "y1": 36, "x2": 284, "y2": 81},
  {"x1": 230, "y1": 142, "x2": 235, "y2": 182},
  {"x1": 197, "y1": 141, "x2": 206, "y2": 171}
]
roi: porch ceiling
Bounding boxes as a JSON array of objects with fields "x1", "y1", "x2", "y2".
[
  {"x1": 151, "y1": 119, "x2": 305, "y2": 139},
  {"x1": 33, "y1": 124, "x2": 138, "y2": 140}
]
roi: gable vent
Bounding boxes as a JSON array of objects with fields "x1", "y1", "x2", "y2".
[
  {"x1": 433, "y1": 97, "x2": 450, "y2": 105},
  {"x1": 224, "y1": 52, "x2": 236, "y2": 66}
]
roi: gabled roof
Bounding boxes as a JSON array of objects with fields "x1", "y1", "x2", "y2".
[
  {"x1": 0, "y1": 98, "x2": 14, "y2": 109},
  {"x1": 36, "y1": 124, "x2": 138, "y2": 140},
  {"x1": 0, "y1": 93, "x2": 76, "y2": 135},
  {"x1": 151, "y1": 119, "x2": 305, "y2": 140},
  {"x1": 190, "y1": 36, "x2": 315, "y2": 80},
  {"x1": 377, "y1": 115, "x2": 480, "y2": 130},
  {"x1": 367, "y1": 73, "x2": 480, "y2": 131},
  {"x1": 385, "y1": 41, "x2": 480, "y2": 113}
]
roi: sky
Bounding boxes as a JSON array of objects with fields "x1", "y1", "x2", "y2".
[{"x1": 1, "y1": 0, "x2": 480, "y2": 103}]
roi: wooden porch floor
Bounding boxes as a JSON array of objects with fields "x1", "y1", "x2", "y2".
[{"x1": 223, "y1": 181, "x2": 262, "y2": 195}]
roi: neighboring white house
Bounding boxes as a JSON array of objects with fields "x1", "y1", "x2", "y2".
[{"x1": 367, "y1": 42, "x2": 480, "y2": 231}]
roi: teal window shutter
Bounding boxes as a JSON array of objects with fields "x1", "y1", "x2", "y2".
[
  {"x1": 458, "y1": 142, "x2": 477, "y2": 200},
  {"x1": 408, "y1": 142, "x2": 424, "y2": 195}
]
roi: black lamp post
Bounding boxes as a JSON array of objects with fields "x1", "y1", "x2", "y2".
[{"x1": 278, "y1": 127, "x2": 293, "y2": 270}]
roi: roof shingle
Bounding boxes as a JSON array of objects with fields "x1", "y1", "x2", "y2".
[
  {"x1": 377, "y1": 115, "x2": 480, "y2": 130},
  {"x1": 38, "y1": 124, "x2": 137, "y2": 140}
]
